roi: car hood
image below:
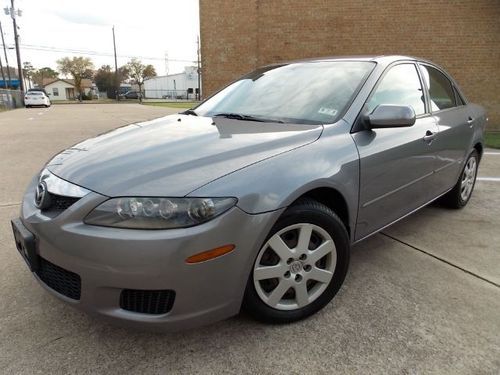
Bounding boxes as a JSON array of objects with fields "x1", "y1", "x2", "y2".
[{"x1": 46, "y1": 114, "x2": 323, "y2": 197}]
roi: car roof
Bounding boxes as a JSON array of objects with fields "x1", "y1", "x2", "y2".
[{"x1": 273, "y1": 55, "x2": 433, "y2": 67}]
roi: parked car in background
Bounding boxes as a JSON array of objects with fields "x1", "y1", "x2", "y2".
[
  {"x1": 12, "y1": 55, "x2": 486, "y2": 331},
  {"x1": 27, "y1": 87, "x2": 49, "y2": 96},
  {"x1": 119, "y1": 90, "x2": 140, "y2": 99},
  {"x1": 24, "y1": 91, "x2": 51, "y2": 108}
]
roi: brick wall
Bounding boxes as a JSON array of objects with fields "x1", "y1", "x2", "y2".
[{"x1": 200, "y1": 0, "x2": 500, "y2": 129}]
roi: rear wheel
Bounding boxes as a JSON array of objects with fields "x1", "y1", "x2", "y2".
[
  {"x1": 441, "y1": 150, "x2": 479, "y2": 208},
  {"x1": 243, "y1": 198, "x2": 350, "y2": 324}
]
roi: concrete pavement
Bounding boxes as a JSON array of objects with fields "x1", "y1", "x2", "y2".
[{"x1": 0, "y1": 104, "x2": 499, "y2": 374}]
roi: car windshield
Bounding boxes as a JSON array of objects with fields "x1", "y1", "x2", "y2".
[{"x1": 195, "y1": 61, "x2": 375, "y2": 124}]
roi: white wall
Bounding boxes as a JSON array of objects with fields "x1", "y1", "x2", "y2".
[
  {"x1": 144, "y1": 66, "x2": 199, "y2": 99},
  {"x1": 45, "y1": 81, "x2": 93, "y2": 100},
  {"x1": 45, "y1": 81, "x2": 74, "y2": 100}
]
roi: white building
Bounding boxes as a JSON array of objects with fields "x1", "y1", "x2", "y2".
[
  {"x1": 144, "y1": 66, "x2": 199, "y2": 99},
  {"x1": 43, "y1": 78, "x2": 95, "y2": 100}
]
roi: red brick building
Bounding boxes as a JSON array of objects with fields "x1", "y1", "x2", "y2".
[{"x1": 200, "y1": 0, "x2": 500, "y2": 129}]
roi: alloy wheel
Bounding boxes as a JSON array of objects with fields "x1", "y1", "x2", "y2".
[
  {"x1": 253, "y1": 223, "x2": 337, "y2": 311},
  {"x1": 460, "y1": 156, "x2": 477, "y2": 202}
]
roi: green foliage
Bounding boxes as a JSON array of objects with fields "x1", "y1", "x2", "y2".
[
  {"x1": 32, "y1": 67, "x2": 58, "y2": 87},
  {"x1": 57, "y1": 56, "x2": 94, "y2": 96},
  {"x1": 126, "y1": 58, "x2": 157, "y2": 99},
  {"x1": 94, "y1": 65, "x2": 113, "y2": 92},
  {"x1": 485, "y1": 132, "x2": 500, "y2": 149},
  {"x1": 22, "y1": 62, "x2": 35, "y2": 80},
  {"x1": 94, "y1": 65, "x2": 129, "y2": 99},
  {"x1": 144, "y1": 102, "x2": 198, "y2": 109}
]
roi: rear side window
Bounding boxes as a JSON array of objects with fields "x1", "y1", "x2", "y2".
[
  {"x1": 367, "y1": 64, "x2": 425, "y2": 115},
  {"x1": 420, "y1": 65, "x2": 456, "y2": 111}
]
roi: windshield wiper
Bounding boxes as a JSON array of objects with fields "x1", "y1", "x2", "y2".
[
  {"x1": 181, "y1": 109, "x2": 198, "y2": 116},
  {"x1": 213, "y1": 113, "x2": 284, "y2": 123}
]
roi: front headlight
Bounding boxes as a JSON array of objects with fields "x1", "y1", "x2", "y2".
[{"x1": 84, "y1": 197, "x2": 237, "y2": 229}]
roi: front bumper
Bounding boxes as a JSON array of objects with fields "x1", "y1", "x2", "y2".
[{"x1": 18, "y1": 176, "x2": 282, "y2": 331}]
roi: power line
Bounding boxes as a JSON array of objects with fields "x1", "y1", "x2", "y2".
[{"x1": 19, "y1": 43, "x2": 196, "y2": 63}]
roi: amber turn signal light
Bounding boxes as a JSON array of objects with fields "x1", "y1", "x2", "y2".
[{"x1": 186, "y1": 244, "x2": 235, "y2": 264}]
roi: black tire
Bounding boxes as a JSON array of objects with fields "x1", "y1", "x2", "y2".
[
  {"x1": 441, "y1": 150, "x2": 479, "y2": 209},
  {"x1": 243, "y1": 198, "x2": 350, "y2": 324}
]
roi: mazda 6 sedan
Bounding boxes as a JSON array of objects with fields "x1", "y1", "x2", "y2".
[{"x1": 12, "y1": 55, "x2": 486, "y2": 330}]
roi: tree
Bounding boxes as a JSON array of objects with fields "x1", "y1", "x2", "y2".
[
  {"x1": 94, "y1": 64, "x2": 129, "y2": 99},
  {"x1": 126, "y1": 58, "x2": 156, "y2": 102},
  {"x1": 22, "y1": 62, "x2": 34, "y2": 89},
  {"x1": 94, "y1": 65, "x2": 113, "y2": 92},
  {"x1": 57, "y1": 56, "x2": 94, "y2": 100},
  {"x1": 32, "y1": 67, "x2": 58, "y2": 87}
]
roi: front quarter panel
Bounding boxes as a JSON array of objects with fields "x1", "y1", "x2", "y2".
[{"x1": 188, "y1": 120, "x2": 360, "y2": 235}]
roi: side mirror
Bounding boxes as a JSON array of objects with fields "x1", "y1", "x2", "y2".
[{"x1": 366, "y1": 104, "x2": 416, "y2": 129}]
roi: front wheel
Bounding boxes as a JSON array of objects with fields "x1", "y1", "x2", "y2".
[
  {"x1": 441, "y1": 150, "x2": 479, "y2": 208},
  {"x1": 243, "y1": 198, "x2": 350, "y2": 324}
]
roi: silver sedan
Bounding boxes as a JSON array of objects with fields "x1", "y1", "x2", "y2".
[{"x1": 12, "y1": 55, "x2": 486, "y2": 330}]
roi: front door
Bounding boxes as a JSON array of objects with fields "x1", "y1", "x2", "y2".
[
  {"x1": 65, "y1": 88, "x2": 75, "y2": 100},
  {"x1": 352, "y1": 63, "x2": 439, "y2": 240}
]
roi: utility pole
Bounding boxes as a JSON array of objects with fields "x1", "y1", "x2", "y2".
[
  {"x1": 0, "y1": 21, "x2": 12, "y2": 88},
  {"x1": 196, "y1": 36, "x2": 201, "y2": 101},
  {"x1": 112, "y1": 26, "x2": 119, "y2": 101},
  {"x1": 0, "y1": 55, "x2": 6, "y2": 88},
  {"x1": 7, "y1": 0, "x2": 24, "y2": 94}
]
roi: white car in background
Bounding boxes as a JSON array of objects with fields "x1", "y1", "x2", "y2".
[{"x1": 25, "y1": 91, "x2": 51, "y2": 108}]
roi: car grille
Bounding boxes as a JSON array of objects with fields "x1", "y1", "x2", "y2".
[
  {"x1": 120, "y1": 289, "x2": 175, "y2": 315},
  {"x1": 36, "y1": 257, "x2": 82, "y2": 300},
  {"x1": 46, "y1": 193, "x2": 80, "y2": 212}
]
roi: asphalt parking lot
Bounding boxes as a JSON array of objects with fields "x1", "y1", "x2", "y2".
[{"x1": 0, "y1": 104, "x2": 499, "y2": 374}]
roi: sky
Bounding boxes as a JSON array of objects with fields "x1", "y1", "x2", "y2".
[{"x1": 1, "y1": 0, "x2": 200, "y2": 77}]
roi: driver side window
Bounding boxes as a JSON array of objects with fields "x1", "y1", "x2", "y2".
[{"x1": 367, "y1": 64, "x2": 426, "y2": 116}]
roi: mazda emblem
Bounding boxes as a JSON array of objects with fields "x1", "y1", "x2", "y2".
[{"x1": 34, "y1": 181, "x2": 51, "y2": 210}]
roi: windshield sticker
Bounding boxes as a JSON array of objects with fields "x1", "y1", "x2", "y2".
[{"x1": 318, "y1": 107, "x2": 338, "y2": 117}]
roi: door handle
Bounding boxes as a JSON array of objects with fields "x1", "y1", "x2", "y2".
[
  {"x1": 467, "y1": 117, "x2": 475, "y2": 128},
  {"x1": 423, "y1": 130, "x2": 436, "y2": 143}
]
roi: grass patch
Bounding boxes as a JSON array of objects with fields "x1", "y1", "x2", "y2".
[
  {"x1": 485, "y1": 132, "x2": 500, "y2": 149},
  {"x1": 144, "y1": 102, "x2": 198, "y2": 109},
  {"x1": 50, "y1": 100, "x2": 199, "y2": 109}
]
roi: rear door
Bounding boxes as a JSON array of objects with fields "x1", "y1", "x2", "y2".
[
  {"x1": 418, "y1": 64, "x2": 474, "y2": 195},
  {"x1": 352, "y1": 62, "x2": 440, "y2": 240}
]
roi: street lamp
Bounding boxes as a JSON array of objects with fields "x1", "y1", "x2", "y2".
[
  {"x1": 4, "y1": 7, "x2": 22, "y2": 17},
  {"x1": 4, "y1": 0, "x2": 24, "y2": 95}
]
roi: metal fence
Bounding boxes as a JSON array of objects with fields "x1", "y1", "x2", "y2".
[
  {"x1": 143, "y1": 89, "x2": 200, "y2": 101},
  {"x1": 0, "y1": 89, "x2": 23, "y2": 110}
]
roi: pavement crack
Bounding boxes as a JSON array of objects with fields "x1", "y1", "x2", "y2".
[
  {"x1": 0, "y1": 202, "x2": 21, "y2": 208},
  {"x1": 36, "y1": 335, "x2": 66, "y2": 349},
  {"x1": 380, "y1": 232, "x2": 500, "y2": 288}
]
